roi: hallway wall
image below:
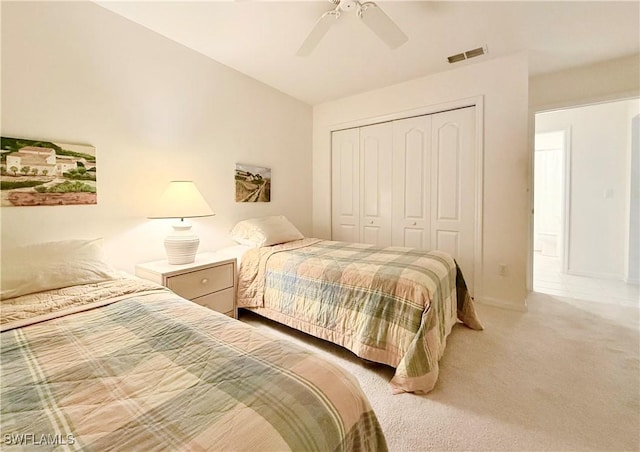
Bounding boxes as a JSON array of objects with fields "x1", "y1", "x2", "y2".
[{"x1": 536, "y1": 99, "x2": 640, "y2": 280}]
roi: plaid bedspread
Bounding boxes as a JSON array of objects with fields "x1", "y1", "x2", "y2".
[
  {"x1": 237, "y1": 239, "x2": 483, "y2": 394},
  {"x1": 0, "y1": 280, "x2": 387, "y2": 451}
]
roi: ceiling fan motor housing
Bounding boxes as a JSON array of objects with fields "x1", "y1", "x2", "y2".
[{"x1": 339, "y1": 0, "x2": 358, "y2": 12}]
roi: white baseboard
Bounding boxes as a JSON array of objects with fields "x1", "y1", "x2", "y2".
[
  {"x1": 625, "y1": 277, "x2": 639, "y2": 285},
  {"x1": 567, "y1": 269, "x2": 623, "y2": 280},
  {"x1": 477, "y1": 296, "x2": 528, "y2": 312}
]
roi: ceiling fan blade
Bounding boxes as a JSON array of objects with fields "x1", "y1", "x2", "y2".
[
  {"x1": 359, "y1": 2, "x2": 408, "y2": 49},
  {"x1": 296, "y1": 10, "x2": 340, "y2": 57}
]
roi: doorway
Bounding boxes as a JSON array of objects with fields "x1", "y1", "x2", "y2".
[
  {"x1": 533, "y1": 130, "x2": 567, "y2": 274},
  {"x1": 533, "y1": 98, "x2": 640, "y2": 305}
]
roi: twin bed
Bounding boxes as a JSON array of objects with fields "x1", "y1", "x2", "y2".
[
  {"x1": 1, "y1": 217, "x2": 482, "y2": 449},
  {"x1": 1, "y1": 240, "x2": 386, "y2": 450},
  {"x1": 236, "y1": 238, "x2": 483, "y2": 394}
]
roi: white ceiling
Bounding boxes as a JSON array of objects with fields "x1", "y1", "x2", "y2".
[{"x1": 97, "y1": 1, "x2": 640, "y2": 105}]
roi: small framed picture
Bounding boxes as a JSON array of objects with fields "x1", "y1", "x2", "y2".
[{"x1": 235, "y1": 163, "x2": 271, "y2": 202}]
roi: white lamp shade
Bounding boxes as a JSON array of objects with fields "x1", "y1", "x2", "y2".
[
  {"x1": 148, "y1": 181, "x2": 214, "y2": 219},
  {"x1": 149, "y1": 181, "x2": 214, "y2": 265}
]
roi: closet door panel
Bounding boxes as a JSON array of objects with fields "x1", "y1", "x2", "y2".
[
  {"x1": 331, "y1": 128, "x2": 360, "y2": 243},
  {"x1": 435, "y1": 126, "x2": 460, "y2": 221},
  {"x1": 392, "y1": 115, "x2": 431, "y2": 249},
  {"x1": 362, "y1": 139, "x2": 381, "y2": 217},
  {"x1": 363, "y1": 226, "x2": 382, "y2": 245},
  {"x1": 431, "y1": 106, "x2": 476, "y2": 292},
  {"x1": 435, "y1": 230, "x2": 460, "y2": 257},
  {"x1": 403, "y1": 228, "x2": 426, "y2": 249},
  {"x1": 360, "y1": 122, "x2": 393, "y2": 247}
]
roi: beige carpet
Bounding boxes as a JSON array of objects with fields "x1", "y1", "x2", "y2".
[{"x1": 240, "y1": 292, "x2": 640, "y2": 451}]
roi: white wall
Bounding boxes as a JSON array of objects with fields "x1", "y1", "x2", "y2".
[
  {"x1": 313, "y1": 53, "x2": 530, "y2": 310},
  {"x1": 530, "y1": 54, "x2": 640, "y2": 111},
  {"x1": 0, "y1": 1, "x2": 312, "y2": 272},
  {"x1": 536, "y1": 99, "x2": 640, "y2": 280},
  {"x1": 629, "y1": 113, "x2": 640, "y2": 283}
]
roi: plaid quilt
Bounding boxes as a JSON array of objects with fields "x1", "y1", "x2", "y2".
[
  {"x1": 1, "y1": 280, "x2": 387, "y2": 451},
  {"x1": 237, "y1": 239, "x2": 483, "y2": 394}
]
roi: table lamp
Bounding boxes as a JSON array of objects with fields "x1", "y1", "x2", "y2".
[{"x1": 148, "y1": 181, "x2": 214, "y2": 264}]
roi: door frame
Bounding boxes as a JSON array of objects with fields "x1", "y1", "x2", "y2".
[
  {"x1": 327, "y1": 95, "x2": 485, "y2": 303},
  {"x1": 532, "y1": 126, "x2": 572, "y2": 274},
  {"x1": 561, "y1": 128, "x2": 572, "y2": 273}
]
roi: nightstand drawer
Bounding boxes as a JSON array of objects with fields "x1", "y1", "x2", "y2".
[
  {"x1": 167, "y1": 263, "x2": 233, "y2": 300},
  {"x1": 194, "y1": 287, "x2": 234, "y2": 315}
]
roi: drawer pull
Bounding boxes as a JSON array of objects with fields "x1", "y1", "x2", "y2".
[{"x1": 201, "y1": 278, "x2": 209, "y2": 285}]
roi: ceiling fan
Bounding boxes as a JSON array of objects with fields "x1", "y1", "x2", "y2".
[{"x1": 297, "y1": 0, "x2": 408, "y2": 56}]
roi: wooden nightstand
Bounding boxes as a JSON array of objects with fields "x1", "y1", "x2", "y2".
[{"x1": 135, "y1": 252, "x2": 237, "y2": 319}]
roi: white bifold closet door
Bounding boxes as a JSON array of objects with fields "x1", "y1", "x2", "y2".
[
  {"x1": 332, "y1": 123, "x2": 393, "y2": 247},
  {"x1": 392, "y1": 114, "x2": 432, "y2": 249},
  {"x1": 331, "y1": 106, "x2": 476, "y2": 292},
  {"x1": 430, "y1": 107, "x2": 476, "y2": 290},
  {"x1": 331, "y1": 127, "x2": 360, "y2": 243},
  {"x1": 359, "y1": 122, "x2": 393, "y2": 246}
]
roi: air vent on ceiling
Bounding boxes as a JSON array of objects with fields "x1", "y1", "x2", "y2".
[
  {"x1": 447, "y1": 45, "x2": 488, "y2": 64},
  {"x1": 447, "y1": 53, "x2": 466, "y2": 64}
]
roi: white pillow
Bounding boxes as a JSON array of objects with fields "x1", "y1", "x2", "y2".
[
  {"x1": 230, "y1": 216, "x2": 304, "y2": 247},
  {"x1": 0, "y1": 239, "x2": 118, "y2": 300}
]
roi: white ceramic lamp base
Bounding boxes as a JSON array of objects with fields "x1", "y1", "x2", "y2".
[{"x1": 164, "y1": 220, "x2": 199, "y2": 265}]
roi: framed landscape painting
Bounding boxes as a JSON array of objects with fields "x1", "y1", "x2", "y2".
[
  {"x1": 1, "y1": 137, "x2": 97, "y2": 207},
  {"x1": 235, "y1": 164, "x2": 271, "y2": 202}
]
